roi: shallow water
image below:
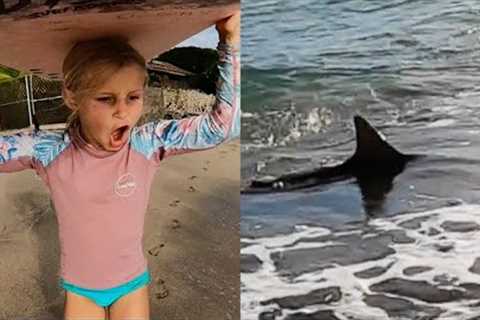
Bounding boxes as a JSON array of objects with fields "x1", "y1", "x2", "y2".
[{"x1": 241, "y1": 0, "x2": 480, "y2": 234}]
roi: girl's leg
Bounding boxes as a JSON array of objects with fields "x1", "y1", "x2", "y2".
[
  {"x1": 64, "y1": 290, "x2": 107, "y2": 320},
  {"x1": 109, "y1": 285, "x2": 150, "y2": 320}
]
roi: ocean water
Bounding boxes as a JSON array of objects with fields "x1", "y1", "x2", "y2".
[{"x1": 241, "y1": 1, "x2": 480, "y2": 319}]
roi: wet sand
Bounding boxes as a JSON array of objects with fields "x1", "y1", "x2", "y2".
[{"x1": 0, "y1": 139, "x2": 239, "y2": 319}]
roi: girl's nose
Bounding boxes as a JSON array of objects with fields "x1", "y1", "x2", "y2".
[{"x1": 114, "y1": 99, "x2": 129, "y2": 118}]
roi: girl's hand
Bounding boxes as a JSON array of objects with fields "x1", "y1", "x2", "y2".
[{"x1": 216, "y1": 11, "x2": 240, "y2": 46}]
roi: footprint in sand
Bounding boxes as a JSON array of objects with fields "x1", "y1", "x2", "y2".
[
  {"x1": 169, "y1": 199, "x2": 181, "y2": 207},
  {"x1": 203, "y1": 160, "x2": 210, "y2": 171},
  {"x1": 148, "y1": 243, "x2": 165, "y2": 256},
  {"x1": 188, "y1": 186, "x2": 197, "y2": 192},
  {"x1": 155, "y1": 277, "x2": 169, "y2": 299},
  {"x1": 172, "y1": 219, "x2": 180, "y2": 230},
  {"x1": 189, "y1": 175, "x2": 197, "y2": 180}
]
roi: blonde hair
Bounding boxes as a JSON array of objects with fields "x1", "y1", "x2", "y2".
[{"x1": 62, "y1": 36, "x2": 148, "y2": 129}]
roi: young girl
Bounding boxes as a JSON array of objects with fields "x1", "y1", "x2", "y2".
[{"x1": 0, "y1": 12, "x2": 239, "y2": 320}]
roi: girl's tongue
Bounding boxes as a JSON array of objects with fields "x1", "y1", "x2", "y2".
[{"x1": 110, "y1": 125, "x2": 129, "y2": 149}]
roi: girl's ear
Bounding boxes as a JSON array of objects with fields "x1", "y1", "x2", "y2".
[{"x1": 62, "y1": 87, "x2": 77, "y2": 111}]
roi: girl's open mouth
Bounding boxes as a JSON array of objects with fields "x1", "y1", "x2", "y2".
[{"x1": 110, "y1": 125, "x2": 130, "y2": 149}]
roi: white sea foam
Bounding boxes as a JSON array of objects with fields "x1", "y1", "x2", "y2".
[
  {"x1": 242, "y1": 112, "x2": 257, "y2": 118},
  {"x1": 241, "y1": 204, "x2": 480, "y2": 319},
  {"x1": 243, "y1": 107, "x2": 334, "y2": 150},
  {"x1": 426, "y1": 119, "x2": 456, "y2": 128}
]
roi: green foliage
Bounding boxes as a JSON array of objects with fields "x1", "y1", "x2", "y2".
[
  {"x1": 156, "y1": 46, "x2": 218, "y2": 74},
  {"x1": 0, "y1": 65, "x2": 23, "y2": 83},
  {"x1": 153, "y1": 47, "x2": 219, "y2": 94}
]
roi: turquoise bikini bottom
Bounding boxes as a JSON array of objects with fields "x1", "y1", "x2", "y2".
[{"x1": 60, "y1": 269, "x2": 151, "y2": 308}]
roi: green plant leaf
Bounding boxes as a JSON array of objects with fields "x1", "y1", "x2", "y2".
[{"x1": 0, "y1": 65, "x2": 23, "y2": 83}]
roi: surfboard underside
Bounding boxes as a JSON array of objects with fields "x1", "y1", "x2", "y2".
[{"x1": 0, "y1": 0, "x2": 238, "y2": 79}]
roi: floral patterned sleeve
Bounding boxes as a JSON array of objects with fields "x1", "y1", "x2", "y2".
[
  {"x1": 130, "y1": 42, "x2": 240, "y2": 164},
  {"x1": 0, "y1": 130, "x2": 69, "y2": 172}
]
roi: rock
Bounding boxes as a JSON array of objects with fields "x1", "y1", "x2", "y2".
[
  {"x1": 284, "y1": 310, "x2": 339, "y2": 320},
  {"x1": 428, "y1": 227, "x2": 441, "y2": 236},
  {"x1": 398, "y1": 216, "x2": 430, "y2": 230},
  {"x1": 261, "y1": 287, "x2": 341, "y2": 310},
  {"x1": 258, "y1": 309, "x2": 282, "y2": 320},
  {"x1": 354, "y1": 264, "x2": 393, "y2": 279},
  {"x1": 435, "y1": 243, "x2": 454, "y2": 253},
  {"x1": 370, "y1": 278, "x2": 463, "y2": 303},
  {"x1": 271, "y1": 232, "x2": 397, "y2": 278},
  {"x1": 403, "y1": 266, "x2": 433, "y2": 276},
  {"x1": 364, "y1": 294, "x2": 443, "y2": 319},
  {"x1": 383, "y1": 229, "x2": 416, "y2": 244},
  {"x1": 240, "y1": 254, "x2": 263, "y2": 273},
  {"x1": 446, "y1": 199, "x2": 463, "y2": 206},
  {"x1": 460, "y1": 283, "x2": 480, "y2": 300},
  {"x1": 440, "y1": 221, "x2": 480, "y2": 233},
  {"x1": 469, "y1": 257, "x2": 480, "y2": 275}
]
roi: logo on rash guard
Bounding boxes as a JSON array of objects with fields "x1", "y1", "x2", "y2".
[{"x1": 115, "y1": 173, "x2": 136, "y2": 197}]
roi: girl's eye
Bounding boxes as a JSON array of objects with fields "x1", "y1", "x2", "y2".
[
  {"x1": 129, "y1": 95, "x2": 141, "y2": 101},
  {"x1": 97, "y1": 97, "x2": 114, "y2": 103}
]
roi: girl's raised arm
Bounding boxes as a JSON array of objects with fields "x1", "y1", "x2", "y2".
[{"x1": 130, "y1": 41, "x2": 240, "y2": 164}]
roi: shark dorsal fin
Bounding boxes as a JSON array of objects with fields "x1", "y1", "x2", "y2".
[{"x1": 351, "y1": 115, "x2": 407, "y2": 164}]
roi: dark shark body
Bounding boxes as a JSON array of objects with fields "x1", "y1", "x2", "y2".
[{"x1": 242, "y1": 116, "x2": 419, "y2": 195}]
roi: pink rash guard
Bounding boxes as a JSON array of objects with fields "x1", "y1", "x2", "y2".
[{"x1": 0, "y1": 43, "x2": 240, "y2": 289}]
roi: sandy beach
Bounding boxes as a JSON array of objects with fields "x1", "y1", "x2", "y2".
[{"x1": 0, "y1": 139, "x2": 239, "y2": 319}]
